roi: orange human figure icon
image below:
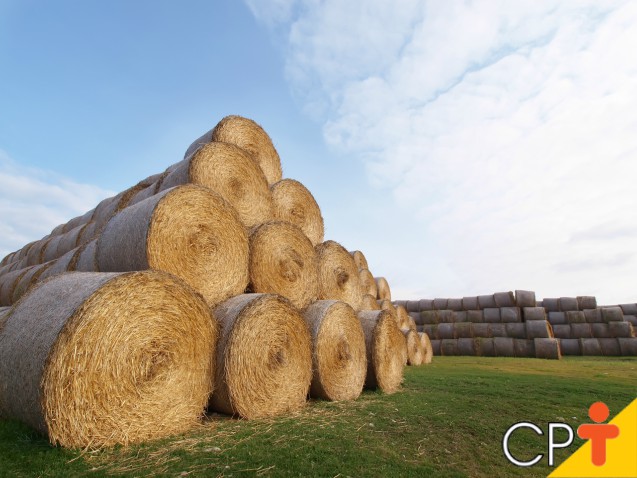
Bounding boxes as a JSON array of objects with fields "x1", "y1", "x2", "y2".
[{"x1": 577, "y1": 402, "x2": 620, "y2": 466}]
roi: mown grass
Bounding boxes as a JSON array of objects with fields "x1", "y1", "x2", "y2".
[{"x1": 0, "y1": 356, "x2": 635, "y2": 477}]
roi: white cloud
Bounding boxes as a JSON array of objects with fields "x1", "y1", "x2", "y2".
[
  {"x1": 0, "y1": 151, "x2": 114, "y2": 259},
  {"x1": 249, "y1": 0, "x2": 637, "y2": 304}
]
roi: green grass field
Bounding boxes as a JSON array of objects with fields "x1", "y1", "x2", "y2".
[{"x1": 1, "y1": 357, "x2": 635, "y2": 477}]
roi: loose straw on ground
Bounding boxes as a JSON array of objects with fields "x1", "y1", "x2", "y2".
[
  {"x1": 271, "y1": 179, "x2": 324, "y2": 246},
  {"x1": 315, "y1": 240, "x2": 363, "y2": 311},
  {"x1": 302, "y1": 300, "x2": 366, "y2": 401},
  {"x1": 0, "y1": 271, "x2": 218, "y2": 448},
  {"x1": 209, "y1": 294, "x2": 312, "y2": 419},
  {"x1": 248, "y1": 221, "x2": 318, "y2": 310}
]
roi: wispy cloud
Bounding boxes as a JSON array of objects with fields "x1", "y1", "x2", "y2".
[
  {"x1": 248, "y1": 0, "x2": 637, "y2": 304},
  {"x1": 0, "y1": 150, "x2": 114, "y2": 258}
]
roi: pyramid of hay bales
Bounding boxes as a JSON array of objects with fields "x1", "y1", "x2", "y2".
[{"x1": 0, "y1": 115, "x2": 427, "y2": 449}]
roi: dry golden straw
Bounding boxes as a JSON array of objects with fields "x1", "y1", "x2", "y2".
[
  {"x1": 210, "y1": 115, "x2": 282, "y2": 185},
  {"x1": 395, "y1": 305, "x2": 415, "y2": 332},
  {"x1": 302, "y1": 300, "x2": 366, "y2": 401},
  {"x1": 209, "y1": 294, "x2": 312, "y2": 419},
  {"x1": 403, "y1": 329, "x2": 424, "y2": 366},
  {"x1": 375, "y1": 277, "x2": 391, "y2": 301},
  {"x1": 315, "y1": 240, "x2": 363, "y2": 311},
  {"x1": 271, "y1": 179, "x2": 324, "y2": 246},
  {"x1": 160, "y1": 142, "x2": 274, "y2": 228},
  {"x1": 419, "y1": 332, "x2": 434, "y2": 364},
  {"x1": 97, "y1": 184, "x2": 249, "y2": 306},
  {"x1": 0, "y1": 271, "x2": 218, "y2": 448},
  {"x1": 359, "y1": 268, "x2": 378, "y2": 297},
  {"x1": 248, "y1": 221, "x2": 318, "y2": 310},
  {"x1": 357, "y1": 309, "x2": 405, "y2": 393},
  {"x1": 350, "y1": 250, "x2": 369, "y2": 271},
  {"x1": 360, "y1": 294, "x2": 381, "y2": 310}
]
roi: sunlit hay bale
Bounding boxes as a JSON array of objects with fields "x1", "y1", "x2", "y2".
[
  {"x1": 61, "y1": 209, "x2": 95, "y2": 235},
  {"x1": 0, "y1": 271, "x2": 218, "y2": 448},
  {"x1": 375, "y1": 277, "x2": 391, "y2": 301},
  {"x1": 357, "y1": 309, "x2": 405, "y2": 393},
  {"x1": 159, "y1": 142, "x2": 274, "y2": 228},
  {"x1": 127, "y1": 173, "x2": 166, "y2": 207},
  {"x1": 315, "y1": 240, "x2": 362, "y2": 311},
  {"x1": 360, "y1": 294, "x2": 381, "y2": 310},
  {"x1": 209, "y1": 294, "x2": 312, "y2": 418},
  {"x1": 0, "y1": 269, "x2": 28, "y2": 306},
  {"x1": 302, "y1": 300, "x2": 366, "y2": 401},
  {"x1": 247, "y1": 221, "x2": 318, "y2": 310},
  {"x1": 210, "y1": 115, "x2": 283, "y2": 186},
  {"x1": 418, "y1": 332, "x2": 434, "y2": 364},
  {"x1": 525, "y1": 320, "x2": 554, "y2": 339},
  {"x1": 403, "y1": 328, "x2": 424, "y2": 365},
  {"x1": 358, "y1": 268, "x2": 377, "y2": 298},
  {"x1": 34, "y1": 250, "x2": 76, "y2": 284},
  {"x1": 77, "y1": 220, "x2": 100, "y2": 246},
  {"x1": 97, "y1": 184, "x2": 249, "y2": 306},
  {"x1": 271, "y1": 179, "x2": 324, "y2": 246},
  {"x1": 534, "y1": 338, "x2": 562, "y2": 359},
  {"x1": 395, "y1": 305, "x2": 415, "y2": 332},
  {"x1": 25, "y1": 236, "x2": 52, "y2": 267},
  {"x1": 11, "y1": 263, "x2": 53, "y2": 305},
  {"x1": 350, "y1": 250, "x2": 369, "y2": 271}
]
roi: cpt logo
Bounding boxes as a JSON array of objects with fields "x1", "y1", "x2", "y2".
[{"x1": 502, "y1": 402, "x2": 621, "y2": 468}]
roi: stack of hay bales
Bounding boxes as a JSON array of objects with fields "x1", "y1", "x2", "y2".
[
  {"x1": 395, "y1": 291, "x2": 560, "y2": 359},
  {"x1": 0, "y1": 115, "x2": 410, "y2": 448}
]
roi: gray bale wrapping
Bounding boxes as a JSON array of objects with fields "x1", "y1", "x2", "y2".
[
  {"x1": 534, "y1": 338, "x2": 561, "y2": 359},
  {"x1": 483, "y1": 308, "x2": 501, "y2": 323},
  {"x1": 608, "y1": 321, "x2": 634, "y2": 338},
  {"x1": 447, "y1": 298, "x2": 463, "y2": 311},
  {"x1": 419, "y1": 299, "x2": 434, "y2": 310},
  {"x1": 494, "y1": 291, "x2": 516, "y2": 307},
  {"x1": 505, "y1": 323, "x2": 526, "y2": 339},
  {"x1": 468, "y1": 310, "x2": 484, "y2": 323},
  {"x1": 478, "y1": 295, "x2": 497, "y2": 309},
  {"x1": 493, "y1": 337, "x2": 515, "y2": 357},
  {"x1": 526, "y1": 320, "x2": 553, "y2": 339},
  {"x1": 433, "y1": 298, "x2": 448, "y2": 310},
  {"x1": 513, "y1": 339, "x2": 535, "y2": 358},
  {"x1": 523, "y1": 307, "x2": 547, "y2": 321},
  {"x1": 579, "y1": 338, "x2": 602, "y2": 356},
  {"x1": 552, "y1": 325, "x2": 571, "y2": 339},
  {"x1": 547, "y1": 312, "x2": 567, "y2": 325},
  {"x1": 515, "y1": 290, "x2": 536, "y2": 308},
  {"x1": 558, "y1": 297, "x2": 579, "y2": 312},
  {"x1": 559, "y1": 338, "x2": 581, "y2": 355},
  {"x1": 598, "y1": 338, "x2": 621, "y2": 356},
  {"x1": 570, "y1": 323, "x2": 593, "y2": 339},
  {"x1": 500, "y1": 307, "x2": 521, "y2": 323},
  {"x1": 462, "y1": 296, "x2": 479, "y2": 310},
  {"x1": 619, "y1": 303, "x2": 637, "y2": 315},
  {"x1": 618, "y1": 338, "x2": 637, "y2": 356},
  {"x1": 601, "y1": 307, "x2": 624, "y2": 323},
  {"x1": 577, "y1": 296, "x2": 597, "y2": 310},
  {"x1": 590, "y1": 323, "x2": 612, "y2": 338},
  {"x1": 584, "y1": 308, "x2": 603, "y2": 323},
  {"x1": 566, "y1": 311, "x2": 586, "y2": 324},
  {"x1": 543, "y1": 298, "x2": 560, "y2": 313}
]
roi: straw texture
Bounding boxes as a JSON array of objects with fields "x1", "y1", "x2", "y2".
[
  {"x1": 403, "y1": 328, "x2": 424, "y2": 365},
  {"x1": 0, "y1": 271, "x2": 217, "y2": 448},
  {"x1": 359, "y1": 268, "x2": 378, "y2": 297},
  {"x1": 360, "y1": 294, "x2": 381, "y2": 310},
  {"x1": 375, "y1": 277, "x2": 391, "y2": 301},
  {"x1": 315, "y1": 240, "x2": 363, "y2": 311},
  {"x1": 303, "y1": 300, "x2": 367, "y2": 401},
  {"x1": 419, "y1": 332, "x2": 434, "y2": 364},
  {"x1": 271, "y1": 179, "x2": 324, "y2": 246},
  {"x1": 350, "y1": 250, "x2": 369, "y2": 271}
]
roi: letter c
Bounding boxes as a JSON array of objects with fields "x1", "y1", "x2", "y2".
[{"x1": 502, "y1": 422, "x2": 544, "y2": 467}]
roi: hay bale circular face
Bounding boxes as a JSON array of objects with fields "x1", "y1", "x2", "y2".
[
  {"x1": 210, "y1": 294, "x2": 312, "y2": 419},
  {"x1": 359, "y1": 269, "x2": 378, "y2": 297},
  {"x1": 97, "y1": 184, "x2": 249, "y2": 306},
  {"x1": 271, "y1": 179, "x2": 324, "y2": 246},
  {"x1": 403, "y1": 329, "x2": 424, "y2": 365},
  {"x1": 303, "y1": 300, "x2": 366, "y2": 401},
  {"x1": 160, "y1": 142, "x2": 274, "y2": 228},
  {"x1": 357, "y1": 309, "x2": 405, "y2": 393},
  {"x1": 248, "y1": 221, "x2": 318, "y2": 310},
  {"x1": 315, "y1": 241, "x2": 362, "y2": 311},
  {"x1": 211, "y1": 115, "x2": 282, "y2": 185},
  {"x1": 350, "y1": 250, "x2": 369, "y2": 271},
  {"x1": 418, "y1": 332, "x2": 434, "y2": 364},
  {"x1": 360, "y1": 294, "x2": 381, "y2": 310},
  {"x1": 375, "y1": 277, "x2": 391, "y2": 301},
  {"x1": 0, "y1": 271, "x2": 217, "y2": 448}
]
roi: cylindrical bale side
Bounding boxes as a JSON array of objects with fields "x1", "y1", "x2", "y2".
[
  {"x1": 97, "y1": 185, "x2": 249, "y2": 306},
  {"x1": 302, "y1": 300, "x2": 367, "y2": 401},
  {"x1": 430, "y1": 339, "x2": 441, "y2": 356},
  {"x1": 440, "y1": 339, "x2": 458, "y2": 356},
  {"x1": 570, "y1": 323, "x2": 593, "y2": 339},
  {"x1": 361, "y1": 294, "x2": 381, "y2": 310},
  {"x1": 248, "y1": 221, "x2": 318, "y2": 310},
  {"x1": 10, "y1": 263, "x2": 52, "y2": 304},
  {"x1": 462, "y1": 296, "x2": 480, "y2": 310},
  {"x1": 315, "y1": 240, "x2": 362, "y2": 311},
  {"x1": 566, "y1": 311, "x2": 586, "y2": 324},
  {"x1": 350, "y1": 250, "x2": 368, "y2": 271},
  {"x1": 447, "y1": 298, "x2": 463, "y2": 311},
  {"x1": 515, "y1": 290, "x2": 536, "y2": 308},
  {"x1": 577, "y1": 296, "x2": 597, "y2": 310},
  {"x1": 358, "y1": 269, "x2": 377, "y2": 298},
  {"x1": 624, "y1": 315, "x2": 637, "y2": 326},
  {"x1": 584, "y1": 308, "x2": 603, "y2": 323},
  {"x1": 420, "y1": 310, "x2": 438, "y2": 325},
  {"x1": 505, "y1": 323, "x2": 526, "y2": 339},
  {"x1": 598, "y1": 338, "x2": 621, "y2": 356},
  {"x1": 478, "y1": 294, "x2": 497, "y2": 309},
  {"x1": 357, "y1": 310, "x2": 405, "y2": 393},
  {"x1": 418, "y1": 332, "x2": 433, "y2": 364},
  {"x1": 558, "y1": 338, "x2": 581, "y2": 356},
  {"x1": 0, "y1": 271, "x2": 217, "y2": 448},
  {"x1": 73, "y1": 240, "x2": 98, "y2": 272},
  {"x1": 402, "y1": 329, "x2": 424, "y2": 365},
  {"x1": 419, "y1": 299, "x2": 434, "y2": 311},
  {"x1": 552, "y1": 325, "x2": 572, "y2": 339},
  {"x1": 456, "y1": 338, "x2": 478, "y2": 356},
  {"x1": 590, "y1": 323, "x2": 612, "y2": 338},
  {"x1": 455, "y1": 322, "x2": 473, "y2": 339},
  {"x1": 0, "y1": 269, "x2": 28, "y2": 306},
  {"x1": 543, "y1": 298, "x2": 560, "y2": 312},
  {"x1": 618, "y1": 338, "x2": 637, "y2": 356},
  {"x1": 493, "y1": 337, "x2": 515, "y2": 357},
  {"x1": 455, "y1": 311, "x2": 468, "y2": 323},
  {"x1": 471, "y1": 323, "x2": 492, "y2": 338},
  {"x1": 25, "y1": 236, "x2": 51, "y2": 267},
  {"x1": 476, "y1": 337, "x2": 495, "y2": 357},
  {"x1": 619, "y1": 303, "x2": 637, "y2": 315},
  {"x1": 526, "y1": 320, "x2": 553, "y2": 339},
  {"x1": 483, "y1": 308, "x2": 501, "y2": 323},
  {"x1": 270, "y1": 179, "x2": 324, "y2": 246},
  {"x1": 421, "y1": 325, "x2": 438, "y2": 340},
  {"x1": 375, "y1": 277, "x2": 391, "y2": 302},
  {"x1": 468, "y1": 310, "x2": 484, "y2": 323},
  {"x1": 437, "y1": 323, "x2": 455, "y2": 340},
  {"x1": 513, "y1": 339, "x2": 535, "y2": 358},
  {"x1": 490, "y1": 323, "x2": 507, "y2": 337},
  {"x1": 558, "y1": 297, "x2": 579, "y2": 312},
  {"x1": 36, "y1": 249, "x2": 76, "y2": 284},
  {"x1": 494, "y1": 291, "x2": 515, "y2": 307},
  {"x1": 210, "y1": 294, "x2": 312, "y2": 418},
  {"x1": 608, "y1": 321, "x2": 635, "y2": 338},
  {"x1": 77, "y1": 221, "x2": 100, "y2": 246},
  {"x1": 579, "y1": 338, "x2": 603, "y2": 356},
  {"x1": 547, "y1": 312, "x2": 567, "y2": 325},
  {"x1": 601, "y1": 307, "x2": 624, "y2": 323},
  {"x1": 534, "y1": 338, "x2": 561, "y2": 360},
  {"x1": 405, "y1": 300, "x2": 420, "y2": 313},
  {"x1": 60, "y1": 209, "x2": 94, "y2": 235},
  {"x1": 523, "y1": 307, "x2": 547, "y2": 321},
  {"x1": 41, "y1": 234, "x2": 65, "y2": 263},
  {"x1": 500, "y1": 307, "x2": 522, "y2": 323},
  {"x1": 437, "y1": 310, "x2": 455, "y2": 323},
  {"x1": 433, "y1": 298, "x2": 448, "y2": 310}
]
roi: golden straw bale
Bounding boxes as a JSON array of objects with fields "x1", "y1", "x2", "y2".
[
  {"x1": 375, "y1": 277, "x2": 391, "y2": 301},
  {"x1": 359, "y1": 268, "x2": 378, "y2": 297},
  {"x1": 357, "y1": 310, "x2": 405, "y2": 393},
  {"x1": 403, "y1": 328, "x2": 424, "y2": 366},
  {"x1": 271, "y1": 179, "x2": 324, "y2": 246},
  {"x1": 303, "y1": 300, "x2": 367, "y2": 401},
  {"x1": 350, "y1": 250, "x2": 369, "y2": 271},
  {"x1": 97, "y1": 185, "x2": 249, "y2": 306},
  {"x1": 0, "y1": 271, "x2": 218, "y2": 448},
  {"x1": 396, "y1": 305, "x2": 415, "y2": 332},
  {"x1": 210, "y1": 115, "x2": 282, "y2": 185},
  {"x1": 315, "y1": 240, "x2": 363, "y2": 311},
  {"x1": 159, "y1": 142, "x2": 274, "y2": 228},
  {"x1": 418, "y1": 332, "x2": 434, "y2": 364},
  {"x1": 248, "y1": 221, "x2": 318, "y2": 309},
  {"x1": 360, "y1": 294, "x2": 381, "y2": 310},
  {"x1": 209, "y1": 294, "x2": 312, "y2": 419}
]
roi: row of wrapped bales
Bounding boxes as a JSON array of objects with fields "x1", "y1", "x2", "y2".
[
  {"x1": 420, "y1": 321, "x2": 554, "y2": 340},
  {"x1": 430, "y1": 338, "x2": 561, "y2": 359},
  {"x1": 558, "y1": 337, "x2": 637, "y2": 356},
  {"x1": 394, "y1": 290, "x2": 537, "y2": 314}
]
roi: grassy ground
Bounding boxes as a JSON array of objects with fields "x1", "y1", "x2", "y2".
[{"x1": 0, "y1": 356, "x2": 635, "y2": 477}]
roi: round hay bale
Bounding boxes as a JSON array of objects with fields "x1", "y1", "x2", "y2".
[
  {"x1": 77, "y1": 221, "x2": 100, "y2": 246},
  {"x1": 418, "y1": 332, "x2": 433, "y2": 364},
  {"x1": 478, "y1": 294, "x2": 497, "y2": 309},
  {"x1": 526, "y1": 320, "x2": 553, "y2": 339},
  {"x1": 625, "y1": 315, "x2": 637, "y2": 326},
  {"x1": 302, "y1": 300, "x2": 366, "y2": 401},
  {"x1": 0, "y1": 269, "x2": 28, "y2": 307},
  {"x1": 41, "y1": 234, "x2": 65, "y2": 263},
  {"x1": 360, "y1": 294, "x2": 381, "y2": 310},
  {"x1": 358, "y1": 269, "x2": 378, "y2": 298},
  {"x1": 403, "y1": 329, "x2": 424, "y2": 365},
  {"x1": 558, "y1": 297, "x2": 579, "y2": 312},
  {"x1": 128, "y1": 181, "x2": 160, "y2": 207},
  {"x1": 467, "y1": 310, "x2": 484, "y2": 323},
  {"x1": 420, "y1": 310, "x2": 438, "y2": 325},
  {"x1": 493, "y1": 337, "x2": 515, "y2": 357},
  {"x1": 440, "y1": 339, "x2": 458, "y2": 356},
  {"x1": 446, "y1": 298, "x2": 463, "y2": 311},
  {"x1": 505, "y1": 323, "x2": 526, "y2": 339},
  {"x1": 477, "y1": 337, "x2": 495, "y2": 357},
  {"x1": 375, "y1": 277, "x2": 391, "y2": 301},
  {"x1": 584, "y1": 308, "x2": 602, "y2": 323},
  {"x1": 455, "y1": 311, "x2": 468, "y2": 322},
  {"x1": 433, "y1": 298, "x2": 448, "y2": 310},
  {"x1": 210, "y1": 294, "x2": 312, "y2": 418},
  {"x1": 558, "y1": 338, "x2": 581, "y2": 355},
  {"x1": 247, "y1": 221, "x2": 318, "y2": 310},
  {"x1": 271, "y1": 179, "x2": 324, "y2": 246},
  {"x1": 430, "y1": 339, "x2": 441, "y2": 356},
  {"x1": 590, "y1": 323, "x2": 612, "y2": 338},
  {"x1": 489, "y1": 323, "x2": 507, "y2": 337},
  {"x1": 608, "y1": 321, "x2": 634, "y2": 338},
  {"x1": 0, "y1": 271, "x2": 217, "y2": 448},
  {"x1": 350, "y1": 250, "x2": 369, "y2": 271},
  {"x1": 437, "y1": 323, "x2": 455, "y2": 340},
  {"x1": 357, "y1": 310, "x2": 405, "y2": 393},
  {"x1": 471, "y1": 323, "x2": 492, "y2": 338},
  {"x1": 97, "y1": 185, "x2": 249, "y2": 306},
  {"x1": 405, "y1": 300, "x2": 420, "y2": 313},
  {"x1": 91, "y1": 191, "x2": 127, "y2": 229},
  {"x1": 513, "y1": 339, "x2": 535, "y2": 358},
  {"x1": 501, "y1": 307, "x2": 521, "y2": 323},
  {"x1": 547, "y1": 312, "x2": 567, "y2": 325},
  {"x1": 494, "y1": 291, "x2": 515, "y2": 307},
  {"x1": 462, "y1": 296, "x2": 479, "y2": 310},
  {"x1": 36, "y1": 249, "x2": 76, "y2": 284},
  {"x1": 25, "y1": 236, "x2": 51, "y2": 267},
  {"x1": 598, "y1": 338, "x2": 621, "y2": 356},
  {"x1": 73, "y1": 240, "x2": 98, "y2": 272},
  {"x1": 421, "y1": 324, "x2": 438, "y2": 340},
  {"x1": 543, "y1": 298, "x2": 560, "y2": 312},
  {"x1": 523, "y1": 307, "x2": 547, "y2": 321},
  {"x1": 315, "y1": 241, "x2": 362, "y2": 310},
  {"x1": 577, "y1": 296, "x2": 597, "y2": 310},
  {"x1": 601, "y1": 307, "x2": 624, "y2": 322},
  {"x1": 620, "y1": 303, "x2": 637, "y2": 315},
  {"x1": 552, "y1": 325, "x2": 571, "y2": 339},
  {"x1": 570, "y1": 323, "x2": 593, "y2": 339},
  {"x1": 618, "y1": 338, "x2": 637, "y2": 356},
  {"x1": 455, "y1": 322, "x2": 472, "y2": 339},
  {"x1": 566, "y1": 311, "x2": 586, "y2": 324},
  {"x1": 418, "y1": 299, "x2": 433, "y2": 310},
  {"x1": 515, "y1": 290, "x2": 536, "y2": 308},
  {"x1": 579, "y1": 338, "x2": 602, "y2": 356},
  {"x1": 211, "y1": 115, "x2": 282, "y2": 185},
  {"x1": 409, "y1": 311, "x2": 421, "y2": 325},
  {"x1": 483, "y1": 308, "x2": 501, "y2": 323},
  {"x1": 534, "y1": 338, "x2": 561, "y2": 359},
  {"x1": 395, "y1": 305, "x2": 414, "y2": 331},
  {"x1": 61, "y1": 209, "x2": 95, "y2": 235},
  {"x1": 457, "y1": 338, "x2": 478, "y2": 356},
  {"x1": 159, "y1": 142, "x2": 274, "y2": 228},
  {"x1": 10, "y1": 263, "x2": 52, "y2": 304},
  {"x1": 53, "y1": 224, "x2": 85, "y2": 259}
]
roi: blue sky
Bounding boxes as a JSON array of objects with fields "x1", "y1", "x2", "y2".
[{"x1": 2, "y1": 1, "x2": 637, "y2": 304}]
